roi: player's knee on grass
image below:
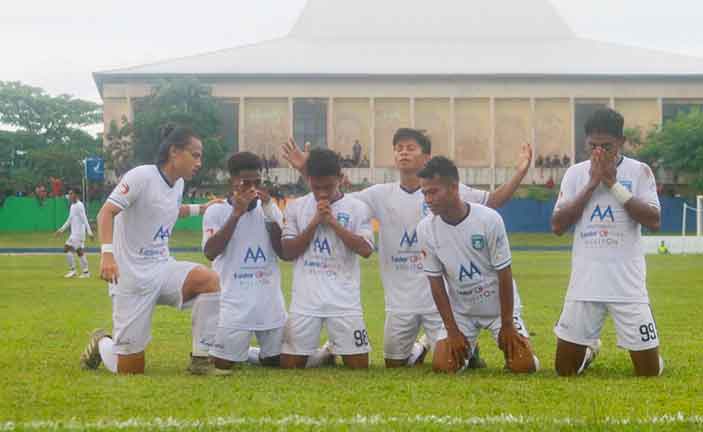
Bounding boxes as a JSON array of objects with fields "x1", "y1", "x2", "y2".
[
  {"x1": 212, "y1": 357, "x2": 237, "y2": 370},
  {"x1": 432, "y1": 339, "x2": 460, "y2": 374},
  {"x1": 117, "y1": 352, "x2": 145, "y2": 374},
  {"x1": 280, "y1": 354, "x2": 307, "y2": 369},
  {"x1": 384, "y1": 358, "x2": 407, "y2": 368},
  {"x1": 630, "y1": 348, "x2": 662, "y2": 377},
  {"x1": 341, "y1": 353, "x2": 368, "y2": 369},
  {"x1": 183, "y1": 266, "x2": 220, "y2": 300},
  {"x1": 555, "y1": 338, "x2": 587, "y2": 377},
  {"x1": 503, "y1": 336, "x2": 538, "y2": 374}
]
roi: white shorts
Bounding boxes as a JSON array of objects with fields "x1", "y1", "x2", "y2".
[
  {"x1": 437, "y1": 313, "x2": 530, "y2": 350},
  {"x1": 210, "y1": 327, "x2": 284, "y2": 362},
  {"x1": 111, "y1": 261, "x2": 200, "y2": 355},
  {"x1": 383, "y1": 312, "x2": 444, "y2": 360},
  {"x1": 281, "y1": 313, "x2": 371, "y2": 356},
  {"x1": 554, "y1": 301, "x2": 660, "y2": 352},
  {"x1": 65, "y1": 237, "x2": 85, "y2": 250}
]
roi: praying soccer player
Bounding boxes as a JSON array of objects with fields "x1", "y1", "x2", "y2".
[{"x1": 55, "y1": 187, "x2": 93, "y2": 278}]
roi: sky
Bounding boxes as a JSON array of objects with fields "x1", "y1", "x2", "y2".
[{"x1": 1, "y1": 0, "x2": 702, "y2": 104}]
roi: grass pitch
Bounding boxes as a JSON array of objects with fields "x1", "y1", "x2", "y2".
[{"x1": 0, "y1": 233, "x2": 701, "y2": 431}]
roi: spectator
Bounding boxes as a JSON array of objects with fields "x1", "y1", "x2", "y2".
[
  {"x1": 657, "y1": 241, "x2": 670, "y2": 255},
  {"x1": 49, "y1": 176, "x2": 64, "y2": 197},
  {"x1": 545, "y1": 176, "x2": 555, "y2": 189},
  {"x1": 562, "y1": 154, "x2": 571, "y2": 167},
  {"x1": 360, "y1": 155, "x2": 370, "y2": 168},
  {"x1": 536, "y1": 155, "x2": 544, "y2": 168},
  {"x1": 352, "y1": 140, "x2": 362, "y2": 167},
  {"x1": 35, "y1": 183, "x2": 48, "y2": 205},
  {"x1": 551, "y1": 154, "x2": 561, "y2": 168},
  {"x1": 269, "y1": 154, "x2": 279, "y2": 168}
]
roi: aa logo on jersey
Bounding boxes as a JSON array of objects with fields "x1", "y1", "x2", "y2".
[
  {"x1": 400, "y1": 229, "x2": 418, "y2": 248},
  {"x1": 336, "y1": 212, "x2": 350, "y2": 228},
  {"x1": 459, "y1": 262, "x2": 481, "y2": 281},
  {"x1": 471, "y1": 234, "x2": 485, "y2": 250},
  {"x1": 153, "y1": 225, "x2": 171, "y2": 241},
  {"x1": 244, "y1": 246, "x2": 267, "y2": 263},
  {"x1": 619, "y1": 180, "x2": 632, "y2": 192},
  {"x1": 590, "y1": 205, "x2": 615, "y2": 222},
  {"x1": 313, "y1": 237, "x2": 332, "y2": 255}
]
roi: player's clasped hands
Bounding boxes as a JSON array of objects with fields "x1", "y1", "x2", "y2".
[
  {"x1": 233, "y1": 185, "x2": 258, "y2": 216},
  {"x1": 316, "y1": 200, "x2": 334, "y2": 226}
]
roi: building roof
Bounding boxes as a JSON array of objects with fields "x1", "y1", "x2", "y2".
[{"x1": 94, "y1": 0, "x2": 703, "y2": 92}]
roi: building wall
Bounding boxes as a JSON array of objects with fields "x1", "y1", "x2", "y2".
[{"x1": 101, "y1": 76, "x2": 703, "y2": 182}]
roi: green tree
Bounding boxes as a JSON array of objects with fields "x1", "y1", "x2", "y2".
[
  {"x1": 637, "y1": 109, "x2": 703, "y2": 191},
  {"x1": 131, "y1": 79, "x2": 225, "y2": 186}
]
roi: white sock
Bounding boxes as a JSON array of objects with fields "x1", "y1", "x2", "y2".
[
  {"x1": 98, "y1": 337, "x2": 118, "y2": 373},
  {"x1": 406, "y1": 342, "x2": 426, "y2": 366},
  {"x1": 658, "y1": 356, "x2": 665, "y2": 376},
  {"x1": 66, "y1": 252, "x2": 75, "y2": 270},
  {"x1": 191, "y1": 292, "x2": 220, "y2": 357},
  {"x1": 576, "y1": 347, "x2": 594, "y2": 375},
  {"x1": 79, "y1": 255, "x2": 89, "y2": 273},
  {"x1": 247, "y1": 347, "x2": 261, "y2": 365},
  {"x1": 305, "y1": 345, "x2": 333, "y2": 368}
]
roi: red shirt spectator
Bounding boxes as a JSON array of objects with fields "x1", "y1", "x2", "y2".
[{"x1": 50, "y1": 177, "x2": 64, "y2": 197}]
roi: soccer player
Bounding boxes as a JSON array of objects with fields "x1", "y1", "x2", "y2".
[
  {"x1": 79, "y1": 125, "x2": 222, "y2": 375},
  {"x1": 417, "y1": 156, "x2": 539, "y2": 374},
  {"x1": 202, "y1": 152, "x2": 287, "y2": 374},
  {"x1": 55, "y1": 187, "x2": 93, "y2": 278},
  {"x1": 281, "y1": 129, "x2": 532, "y2": 368},
  {"x1": 551, "y1": 108, "x2": 663, "y2": 377},
  {"x1": 280, "y1": 149, "x2": 374, "y2": 369}
]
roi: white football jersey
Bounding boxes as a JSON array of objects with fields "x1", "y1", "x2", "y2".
[
  {"x1": 554, "y1": 156, "x2": 660, "y2": 303},
  {"x1": 202, "y1": 199, "x2": 286, "y2": 330},
  {"x1": 352, "y1": 183, "x2": 489, "y2": 313},
  {"x1": 107, "y1": 165, "x2": 184, "y2": 295},
  {"x1": 418, "y1": 204, "x2": 512, "y2": 317},
  {"x1": 283, "y1": 193, "x2": 374, "y2": 317},
  {"x1": 60, "y1": 201, "x2": 93, "y2": 241}
]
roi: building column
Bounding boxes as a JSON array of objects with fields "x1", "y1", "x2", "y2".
[
  {"x1": 657, "y1": 97, "x2": 664, "y2": 128},
  {"x1": 489, "y1": 97, "x2": 496, "y2": 191},
  {"x1": 370, "y1": 98, "x2": 376, "y2": 180},
  {"x1": 238, "y1": 97, "x2": 245, "y2": 152},
  {"x1": 530, "y1": 97, "x2": 536, "y2": 172},
  {"x1": 449, "y1": 96, "x2": 456, "y2": 160},
  {"x1": 327, "y1": 97, "x2": 334, "y2": 150},
  {"x1": 288, "y1": 97, "x2": 294, "y2": 146},
  {"x1": 569, "y1": 97, "x2": 576, "y2": 165},
  {"x1": 410, "y1": 97, "x2": 416, "y2": 128}
]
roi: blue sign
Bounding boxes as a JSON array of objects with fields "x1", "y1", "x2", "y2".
[{"x1": 85, "y1": 157, "x2": 104, "y2": 181}]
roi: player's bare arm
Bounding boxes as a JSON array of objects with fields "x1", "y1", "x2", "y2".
[
  {"x1": 600, "y1": 158, "x2": 661, "y2": 231},
  {"x1": 486, "y1": 142, "x2": 533, "y2": 209},
  {"x1": 320, "y1": 201, "x2": 373, "y2": 258},
  {"x1": 97, "y1": 201, "x2": 122, "y2": 283},
  {"x1": 281, "y1": 205, "x2": 322, "y2": 261},
  {"x1": 178, "y1": 197, "x2": 224, "y2": 218},
  {"x1": 551, "y1": 149, "x2": 605, "y2": 235},
  {"x1": 429, "y1": 275, "x2": 469, "y2": 368},
  {"x1": 203, "y1": 188, "x2": 256, "y2": 261}
]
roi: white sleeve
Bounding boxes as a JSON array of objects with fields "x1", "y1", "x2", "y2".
[
  {"x1": 354, "y1": 202, "x2": 375, "y2": 249},
  {"x1": 78, "y1": 203, "x2": 93, "y2": 236},
  {"x1": 487, "y1": 212, "x2": 512, "y2": 270},
  {"x1": 107, "y1": 167, "x2": 146, "y2": 211},
  {"x1": 553, "y1": 167, "x2": 577, "y2": 213},
  {"x1": 282, "y1": 199, "x2": 300, "y2": 240},
  {"x1": 418, "y1": 219, "x2": 443, "y2": 277},
  {"x1": 459, "y1": 184, "x2": 489, "y2": 205},
  {"x1": 202, "y1": 205, "x2": 224, "y2": 251},
  {"x1": 635, "y1": 163, "x2": 660, "y2": 210},
  {"x1": 348, "y1": 185, "x2": 378, "y2": 218}
]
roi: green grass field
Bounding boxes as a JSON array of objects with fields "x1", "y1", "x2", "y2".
[{"x1": 0, "y1": 233, "x2": 702, "y2": 431}]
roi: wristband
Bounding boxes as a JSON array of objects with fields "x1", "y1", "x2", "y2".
[
  {"x1": 261, "y1": 201, "x2": 283, "y2": 225},
  {"x1": 101, "y1": 244, "x2": 114, "y2": 254},
  {"x1": 610, "y1": 182, "x2": 633, "y2": 205},
  {"x1": 189, "y1": 204, "x2": 201, "y2": 217}
]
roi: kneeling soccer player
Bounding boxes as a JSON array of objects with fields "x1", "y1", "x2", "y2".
[
  {"x1": 280, "y1": 149, "x2": 374, "y2": 369},
  {"x1": 202, "y1": 152, "x2": 287, "y2": 374},
  {"x1": 417, "y1": 156, "x2": 539, "y2": 374}
]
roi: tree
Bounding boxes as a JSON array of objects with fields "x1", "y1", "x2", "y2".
[
  {"x1": 637, "y1": 109, "x2": 703, "y2": 191},
  {"x1": 104, "y1": 115, "x2": 135, "y2": 178},
  {"x1": 131, "y1": 78, "x2": 225, "y2": 186}
]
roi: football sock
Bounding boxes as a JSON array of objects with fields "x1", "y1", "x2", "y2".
[
  {"x1": 98, "y1": 337, "x2": 118, "y2": 373},
  {"x1": 191, "y1": 292, "x2": 219, "y2": 357},
  {"x1": 79, "y1": 255, "x2": 89, "y2": 273},
  {"x1": 247, "y1": 347, "x2": 261, "y2": 365},
  {"x1": 576, "y1": 347, "x2": 594, "y2": 375},
  {"x1": 658, "y1": 356, "x2": 665, "y2": 376},
  {"x1": 66, "y1": 252, "x2": 75, "y2": 270}
]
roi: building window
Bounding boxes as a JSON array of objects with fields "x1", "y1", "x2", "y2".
[
  {"x1": 218, "y1": 101, "x2": 239, "y2": 153},
  {"x1": 663, "y1": 100, "x2": 703, "y2": 123},
  {"x1": 294, "y1": 98, "x2": 327, "y2": 149}
]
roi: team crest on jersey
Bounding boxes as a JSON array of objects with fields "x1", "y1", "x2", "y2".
[
  {"x1": 313, "y1": 237, "x2": 332, "y2": 255},
  {"x1": 400, "y1": 229, "x2": 418, "y2": 248},
  {"x1": 471, "y1": 234, "x2": 485, "y2": 251},
  {"x1": 153, "y1": 225, "x2": 171, "y2": 241},
  {"x1": 119, "y1": 183, "x2": 130, "y2": 195},
  {"x1": 619, "y1": 180, "x2": 632, "y2": 192},
  {"x1": 244, "y1": 246, "x2": 267, "y2": 263},
  {"x1": 590, "y1": 205, "x2": 615, "y2": 222},
  {"x1": 336, "y1": 212, "x2": 351, "y2": 228},
  {"x1": 459, "y1": 262, "x2": 481, "y2": 281}
]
